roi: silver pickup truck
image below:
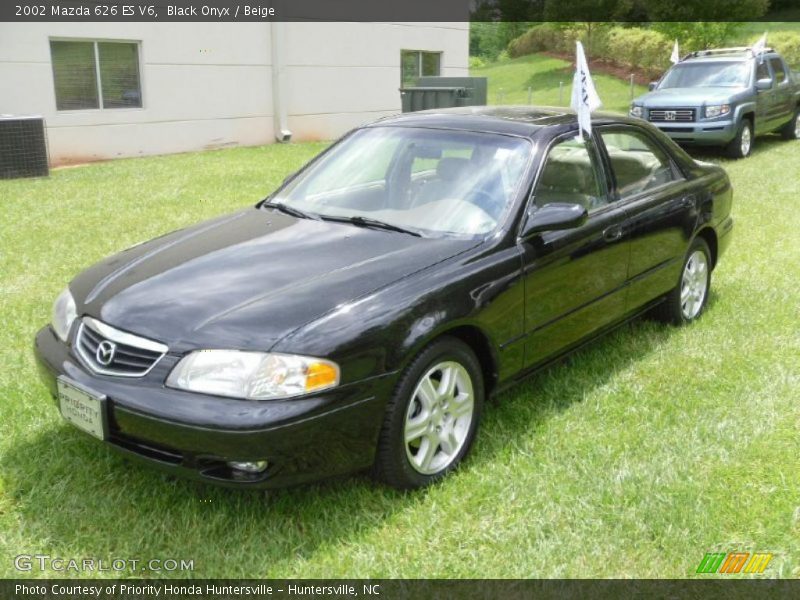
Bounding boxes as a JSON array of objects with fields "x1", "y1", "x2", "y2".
[{"x1": 630, "y1": 47, "x2": 800, "y2": 158}]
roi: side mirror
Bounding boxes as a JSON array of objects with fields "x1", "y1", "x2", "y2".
[
  {"x1": 755, "y1": 78, "x2": 773, "y2": 91},
  {"x1": 648, "y1": 82, "x2": 658, "y2": 91},
  {"x1": 520, "y1": 203, "x2": 588, "y2": 239}
]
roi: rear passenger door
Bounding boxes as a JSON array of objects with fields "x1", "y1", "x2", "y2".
[
  {"x1": 519, "y1": 134, "x2": 631, "y2": 369},
  {"x1": 596, "y1": 126, "x2": 697, "y2": 309},
  {"x1": 768, "y1": 57, "x2": 795, "y2": 128}
]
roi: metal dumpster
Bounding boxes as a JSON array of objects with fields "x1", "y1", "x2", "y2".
[{"x1": 400, "y1": 77, "x2": 487, "y2": 113}]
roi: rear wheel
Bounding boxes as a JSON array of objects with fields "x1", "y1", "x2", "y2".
[
  {"x1": 725, "y1": 119, "x2": 753, "y2": 159},
  {"x1": 653, "y1": 237, "x2": 712, "y2": 326},
  {"x1": 780, "y1": 107, "x2": 800, "y2": 140},
  {"x1": 373, "y1": 337, "x2": 483, "y2": 489}
]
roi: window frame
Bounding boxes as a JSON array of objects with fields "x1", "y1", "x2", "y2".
[
  {"x1": 400, "y1": 49, "x2": 443, "y2": 86},
  {"x1": 49, "y1": 37, "x2": 144, "y2": 112},
  {"x1": 524, "y1": 131, "x2": 612, "y2": 217},
  {"x1": 593, "y1": 125, "x2": 686, "y2": 205},
  {"x1": 767, "y1": 57, "x2": 788, "y2": 85}
]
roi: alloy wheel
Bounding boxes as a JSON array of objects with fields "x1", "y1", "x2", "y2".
[
  {"x1": 403, "y1": 361, "x2": 475, "y2": 475},
  {"x1": 741, "y1": 124, "x2": 752, "y2": 156},
  {"x1": 680, "y1": 250, "x2": 709, "y2": 320}
]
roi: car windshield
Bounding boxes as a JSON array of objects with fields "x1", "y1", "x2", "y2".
[
  {"x1": 270, "y1": 126, "x2": 532, "y2": 238},
  {"x1": 659, "y1": 60, "x2": 751, "y2": 89}
]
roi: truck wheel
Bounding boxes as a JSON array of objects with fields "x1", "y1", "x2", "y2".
[
  {"x1": 780, "y1": 107, "x2": 800, "y2": 140},
  {"x1": 725, "y1": 119, "x2": 753, "y2": 159}
]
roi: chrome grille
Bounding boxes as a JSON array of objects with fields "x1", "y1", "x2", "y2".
[
  {"x1": 76, "y1": 317, "x2": 167, "y2": 377},
  {"x1": 648, "y1": 108, "x2": 696, "y2": 122}
]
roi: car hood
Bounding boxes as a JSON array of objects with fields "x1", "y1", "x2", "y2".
[
  {"x1": 72, "y1": 208, "x2": 476, "y2": 352},
  {"x1": 637, "y1": 86, "x2": 743, "y2": 107}
]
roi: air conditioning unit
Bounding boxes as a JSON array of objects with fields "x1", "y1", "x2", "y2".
[{"x1": 0, "y1": 115, "x2": 49, "y2": 179}]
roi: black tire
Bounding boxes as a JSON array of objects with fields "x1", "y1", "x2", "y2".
[
  {"x1": 779, "y1": 107, "x2": 800, "y2": 140},
  {"x1": 653, "y1": 237, "x2": 712, "y2": 326},
  {"x1": 373, "y1": 337, "x2": 484, "y2": 490},
  {"x1": 725, "y1": 119, "x2": 753, "y2": 159}
]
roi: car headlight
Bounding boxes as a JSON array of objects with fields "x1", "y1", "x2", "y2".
[
  {"x1": 630, "y1": 105, "x2": 643, "y2": 118},
  {"x1": 166, "y1": 350, "x2": 340, "y2": 400},
  {"x1": 705, "y1": 104, "x2": 731, "y2": 119},
  {"x1": 52, "y1": 287, "x2": 77, "y2": 343}
]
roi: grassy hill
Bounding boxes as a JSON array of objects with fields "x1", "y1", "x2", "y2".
[{"x1": 470, "y1": 53, "x2": 648, "y2": 114}]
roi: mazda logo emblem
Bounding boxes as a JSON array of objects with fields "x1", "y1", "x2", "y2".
[
  {"x1": 96, "y1": 340, "x2": 116, "y2": 366},
  {"x1": 665, "y1": 111, "x2": 677, "y2": 121}
]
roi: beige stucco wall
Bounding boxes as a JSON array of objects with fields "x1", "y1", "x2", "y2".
[{"x1": 0, "y1": 22, "x2": 469, "y2": 164}]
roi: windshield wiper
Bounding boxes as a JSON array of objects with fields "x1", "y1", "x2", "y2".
[
  {"x1": 262, "y1": 201, "x2": 319, "y2": 220},
  {"x1": 320, "y1": 215, "x2": 422, "y2": 237}
]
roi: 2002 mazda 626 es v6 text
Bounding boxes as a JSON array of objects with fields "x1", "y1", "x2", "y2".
[{"x1": 35, "y1": 106, "x2": 734, "y2": 490}]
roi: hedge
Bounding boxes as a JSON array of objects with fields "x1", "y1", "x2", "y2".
[
  {"x1": 507, "y1": 26, "x2": 800, "y2": 78},
  {"x1": 762, "y1": 32, "x2": 800, "y2": 68},
  {"x1": 606, "y1": 28, "x2": 673, "y2": 76},
  {"x1": 508, "y1": 25, "x2": 671, "y2": 78}
]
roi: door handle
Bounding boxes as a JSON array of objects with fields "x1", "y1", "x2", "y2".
[{"x1": 603, "y1": 226, "x2": 623, "y2": 242}]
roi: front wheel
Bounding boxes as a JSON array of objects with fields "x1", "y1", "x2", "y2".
[
  {"x1": 653, "y1": 238, "x2": 712, "y2": 325},
  {"x1": 373, "y1": 337, "x2": 484, "y2": 489},
  {"x1": 725, "y1": 119, "x2": 753, "y2": 159},
  {"x1": 780, "y1": 107, "x2": 800, "y2": 141}
]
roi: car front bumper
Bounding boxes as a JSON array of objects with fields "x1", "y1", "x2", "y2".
[
  {"x1": 34, "y1": 325, "x2": 394, "y2": 488},
  {"x1": 648, "y1": 118, "x2": 738, "y2": 146}
]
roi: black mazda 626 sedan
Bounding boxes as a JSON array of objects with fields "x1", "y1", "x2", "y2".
[{"x1": 35, "y1": 107, "x2": 734, "y2": 490}]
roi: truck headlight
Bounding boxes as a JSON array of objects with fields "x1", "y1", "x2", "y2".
[
  {"x1": 52, "y1": 287, "x2": 77, "y2": 343},
  {"x1": 705, "y1": 104, "x2": 731, "y2": 119},
  {"x1": 630, "y1": 105, "x2": 643, "y2": 118},
  {"x1": 166, "y1": 350, "x2": 340, "y2": 400}
]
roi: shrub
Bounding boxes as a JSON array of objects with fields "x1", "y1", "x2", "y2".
[
  {"x1": 606, "y1": 27, "x2": 673, "y2": 77},
  {"x1": 469, "y1": 56, "x2": 487, "y2": 70},
  {"x1": 762, "y1": 32, "x2": 800, "y2": 68},
  {"x1": 508, "y1": 24, "x2": 564, "y2": 57},
  {"x1": 508, "y1": 23, "x2": 612, "y2": 60}
]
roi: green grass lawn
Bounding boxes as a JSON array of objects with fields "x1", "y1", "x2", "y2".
[
  {"x1": 471, "y1": 53, "x2": 646, "y2": 113},
  {"x1": 1, "y1": 133, "x2": 799, "y2": 579}
]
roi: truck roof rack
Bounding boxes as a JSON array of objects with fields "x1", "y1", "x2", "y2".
[{"x1": 684, "y1": 46, "x2": 775, "y2": 60}]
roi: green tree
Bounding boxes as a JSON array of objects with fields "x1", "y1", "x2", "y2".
[
  {"x1": 542, "y1": 0, "x2": 634, "y2": 57},
  {"x1": 637, "y1": 0, "x2": 769, "y2": 21},
  {"x1": 649, "y1": 22, "x2": 746, "y2": 51}
]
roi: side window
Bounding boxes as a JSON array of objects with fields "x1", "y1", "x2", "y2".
[
  {"x1": 533, "y1": 138, "x2": 605, "y2": 211},
  {"x1": 756, "y1": 61, "x2": 770, "y2": 82},
  {"x1": 599, "y1": 130, "x2": 677, "y2": 199},
  {"x1": 769, "y1": 58, "x2": 787, "y2": 84}
]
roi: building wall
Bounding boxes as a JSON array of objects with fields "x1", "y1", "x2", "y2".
[{"x1": 0, "y1": 22, "x2": 468, "y2": 164}]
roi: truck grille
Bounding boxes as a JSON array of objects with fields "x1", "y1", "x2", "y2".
[
  {"x1": 76, "y1": 317, "x2": 167, "y2": 377},
  {"x1": 649, "y1": 108, "x2": 696, "y2": 122}
]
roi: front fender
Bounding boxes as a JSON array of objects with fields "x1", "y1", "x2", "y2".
[{"x1": 272, "y1": 244, "x2": 526, "y2": 386}]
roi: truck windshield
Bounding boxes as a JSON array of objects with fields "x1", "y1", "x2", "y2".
[{"x1": 659, "y1": 61, "x2": 751, "y2": 89}]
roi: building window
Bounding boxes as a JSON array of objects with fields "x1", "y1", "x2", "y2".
[
  {"x1": 401, "y1": 50, "x2": 442, "y2": 86},
  {"x1": 50, "y1": 40, "x2": 142, "y2": 111}
]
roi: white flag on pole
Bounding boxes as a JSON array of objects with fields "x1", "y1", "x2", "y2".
[
  {"x1": 570, "y1": 41, "x2": 602, "y2": 141},
  {"x1": 752, "y1": 32, "x2": 767, "y2": 62},
  {"x1": 671, "y1": 39, "x2": 680, "y2": 64}
]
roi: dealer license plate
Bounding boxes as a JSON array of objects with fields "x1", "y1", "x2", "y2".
[{"x1": 57, "y1": 377, "x2": 107, "y2": 441}]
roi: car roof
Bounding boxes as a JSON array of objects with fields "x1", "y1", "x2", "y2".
[{"x1": 369, "y1": 106, "x2": 644, "y2": 138}]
